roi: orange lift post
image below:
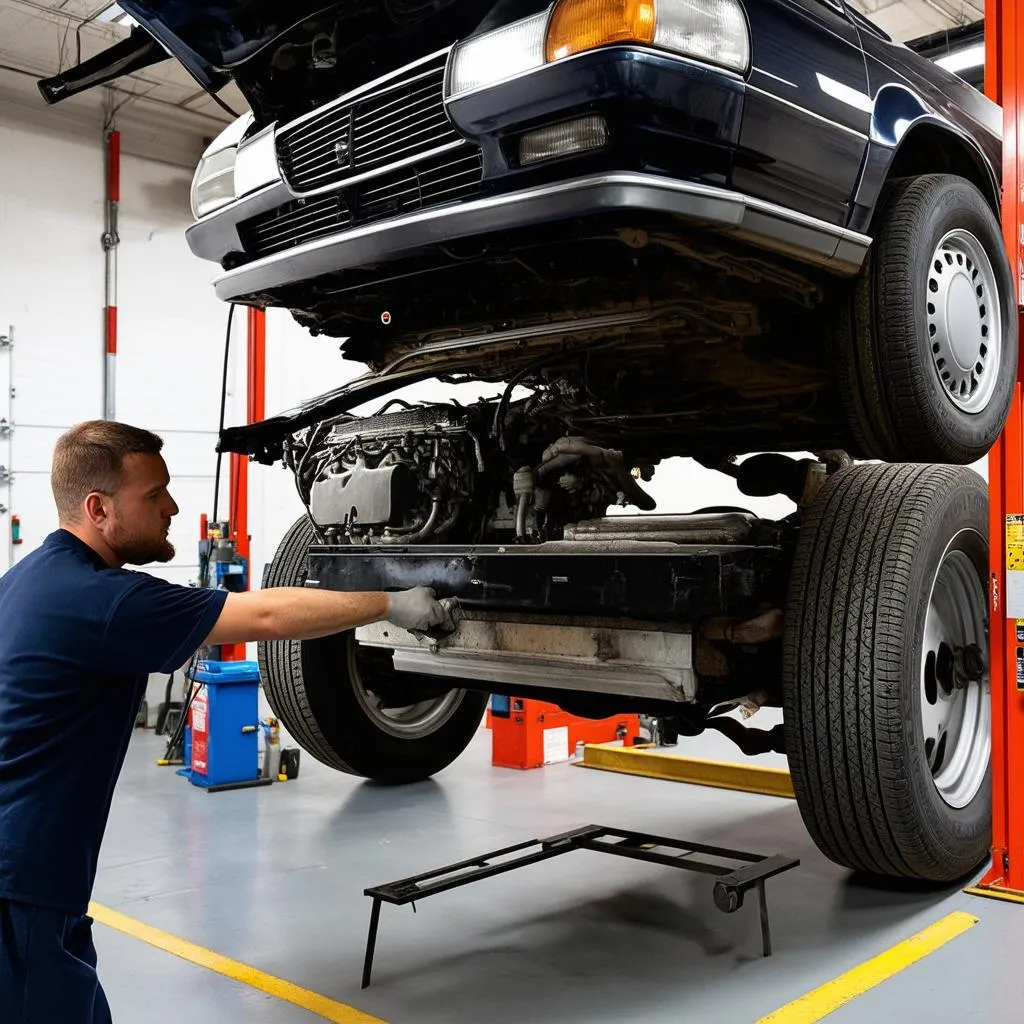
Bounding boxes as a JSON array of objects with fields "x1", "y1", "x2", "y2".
[
  {"x1": 219, "y1": 307, "x2": 266, "y2": 662},
  {"x1": 231, "y1": 306, "x2": 267, "y2": 578},
  {"x1": 978, "y1": 0, "x2": 1024, "y2": 897}
]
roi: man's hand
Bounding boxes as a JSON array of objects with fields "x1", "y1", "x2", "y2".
[
  {"x1": 385, "y1": 587, "x2": 461, "y2": 635},
  {"x1": 206, "y1": 584, "x2": 461, "y2": 647}
]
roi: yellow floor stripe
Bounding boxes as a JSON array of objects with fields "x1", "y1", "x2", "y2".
[
  {"x1": 578, "y1": 744, "x2": 795, "y2": 799},
  {"x1": 755, "y1": 910, "x2": 978, "y2": 1024},
  {"x1": 89, "y1": 902, "x2": 387, "y2": 1024}
]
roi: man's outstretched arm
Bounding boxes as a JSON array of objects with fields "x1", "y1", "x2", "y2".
[{"x1": 205, "y1": 586, "x2": 452, "y2": 646}]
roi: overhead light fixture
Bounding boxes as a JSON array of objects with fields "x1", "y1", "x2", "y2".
[
  {"x1": 934, "y1": 43, "x2": 985, "y2": 75},
  {"x1": 96, "y1": 3, "x2": 138, "y2": 28}
]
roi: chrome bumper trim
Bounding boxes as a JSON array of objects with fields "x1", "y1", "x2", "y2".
[{"x1": 189, "y1": 172, "x2": 872, "y2": 300}]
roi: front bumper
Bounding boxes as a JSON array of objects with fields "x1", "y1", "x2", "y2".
[
  {"x1": 186, "y1": 44, "x2": 871, "y2": 303},
  {"x1": 200, "y1": 172, "x2": 870, "y2": 301}
]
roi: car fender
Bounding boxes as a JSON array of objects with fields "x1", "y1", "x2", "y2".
[{"x1": 848, "y1": 83, "x2": 1000, "y2": 233}]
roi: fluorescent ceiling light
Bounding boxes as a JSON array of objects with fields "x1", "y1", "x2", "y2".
[
  {"x1": 96, "y1": 3, "x2": 138, "y2": 28},
  {"x1": 934, "y1": 43, "x2": 985, "y2": 74}
]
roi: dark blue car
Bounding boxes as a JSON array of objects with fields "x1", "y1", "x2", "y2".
[
  {"x1": 40, "y1": 2, "x2": 1009, "y2": 886},
  {"x1": 42, "y1": 0, "x2": 1014, "y2": 468}
]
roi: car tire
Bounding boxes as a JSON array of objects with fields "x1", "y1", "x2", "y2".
[
  {"x1": 782, "y1": 463, "x2": 991, "y2": 882},
  {"x1": 257, "y1": 516, "x2": 488, "y2": 784},
  {"x1": 836, "y1": 173, "x2": 1016, "y2": 464}
]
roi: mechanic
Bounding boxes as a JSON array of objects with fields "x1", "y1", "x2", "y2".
[{"x1": 0, "y1": 420, "x2": 458, "y2": 1023}]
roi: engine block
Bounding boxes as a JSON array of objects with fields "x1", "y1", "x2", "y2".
[
  {"x1": 307, "y1": 405, "x2": 484, "y2": 542},
  {"x1": 298, "y1": 395, "x2": 657, "y2": 544}
]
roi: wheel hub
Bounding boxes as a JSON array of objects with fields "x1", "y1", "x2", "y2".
[
  {"x1": 926, "y1": 228, "x2": 1001, "y2": 414},
  {"x1": 348, "y1": 643, "x2": 463, "y2": 740},
  {"x1": 921, "y1": 543, "x2": 990, "y2": 809}
]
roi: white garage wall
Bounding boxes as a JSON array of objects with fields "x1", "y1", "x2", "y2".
[
  {"x1": 0, "y1": 112, "x2": 243, "y2": 719},
  {"x1": 0, "y1": 114, "x2": 346, "y2": 578},
  {"x1": 0, "y1": 118, "x2": 233, "y2": 574}
]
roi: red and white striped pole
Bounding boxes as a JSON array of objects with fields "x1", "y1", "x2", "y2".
[{"x1": 103, "y1": 129, "x2": 120, "y2": 420}]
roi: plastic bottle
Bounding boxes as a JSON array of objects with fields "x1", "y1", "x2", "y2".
[{"x1": 262, "y1": 717, "x2": 281, "y2": 779}]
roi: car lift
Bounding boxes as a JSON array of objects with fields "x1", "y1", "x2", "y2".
[{"x1": 972, "y1": 0, "x2": 1024, "y2": 902}]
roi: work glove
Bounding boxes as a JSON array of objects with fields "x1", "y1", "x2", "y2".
[{"x1": 385, "y1": 587, "x2": 462, "y2": 637}]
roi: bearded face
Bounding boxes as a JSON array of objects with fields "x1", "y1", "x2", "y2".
[{"x1": 103, "y1": 453, "x2": 179, "y2": 566}]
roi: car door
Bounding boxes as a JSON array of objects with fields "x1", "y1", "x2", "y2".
[{"x1": 733, "y1": 0, "x2": 871, "y2": 227}]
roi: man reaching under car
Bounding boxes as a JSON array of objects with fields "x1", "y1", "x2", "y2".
[{"x1": 0, "y1": 420, "x2": 460, "y2": 1023}]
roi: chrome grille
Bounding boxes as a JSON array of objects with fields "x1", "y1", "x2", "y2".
[
  {"x1": 240, "y1": 195, "x2": 352, "y2": 260},
  {"x1": 277, "y1": 53, "x2": 459, "y2": 193},
  {"x1": 239, "y1": 148, "x2": 483, "y2": 261}
]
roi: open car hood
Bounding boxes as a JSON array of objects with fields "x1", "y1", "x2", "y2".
[
  {"x1": 38, "y1": 2, "x2": 357, "y2": 110},
  {"x1": 36, "y1": 1, "x2": 266, "y2": 107},
  {"x1": 37, "y1": 0, "x2": 526, "y2": 122}
]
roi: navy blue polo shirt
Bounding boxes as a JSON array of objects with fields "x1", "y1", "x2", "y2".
[{"x1": 0, "y1": 529, "x2": 227, "y2": 914}]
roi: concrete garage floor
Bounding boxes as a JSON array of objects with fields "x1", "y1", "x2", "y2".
[{"x1": 92, "y1": 725, "x2": 1019, "y2": 1024}]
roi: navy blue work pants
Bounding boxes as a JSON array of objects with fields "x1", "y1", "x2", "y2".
[{"x1": 0, "y1": 898, "x2": 112, "y2": 1023}]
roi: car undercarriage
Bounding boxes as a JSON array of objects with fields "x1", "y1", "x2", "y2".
[
  {"x1": 234, "y1": 217, "x2": 851, "y2": 462},
  {"x1": 273, "y1": 391, "x2": 830, "y2": 755},
  {"x1": 252, "y1": 377, "x2": 992, "y2": 887}
]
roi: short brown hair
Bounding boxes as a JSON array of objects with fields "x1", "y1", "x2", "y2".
[{"x1": 51, "y1": 421, "x2": 164, "y2": 522}]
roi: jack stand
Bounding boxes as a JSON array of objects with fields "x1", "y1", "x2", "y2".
[{"x1": 360, "y1": 824, "x2": 799, "y2": 988}]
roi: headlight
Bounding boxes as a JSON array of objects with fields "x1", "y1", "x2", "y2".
[
  {"x1": 655, "y1": 0, "x2": 750, "y2": 73},
  {"x1": 546, "y1": 0, "x2": 750, "y2": 72},
  {"x1": 190, "y1": 147, "x2": 238, "y2": 219},
  {"x1": 445, "y1": 0, "x2": 750, "y2": 100},
  {"x1": 447, "y1": 12, "x2": 548, "y2": 99},
  {"x1": 189, "y1": 113, "x2": 253, "y2": 220}
]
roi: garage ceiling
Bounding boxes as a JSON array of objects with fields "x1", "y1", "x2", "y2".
[
  {"x1": 0, "y1": 0, "x2": 246, "y2": 166},
  {"x1": 0, "y1": 0, "x2": 991, "y2": 167},
  {"x1": 848, "y1": 0, "x2": 983, "y2": 40}
]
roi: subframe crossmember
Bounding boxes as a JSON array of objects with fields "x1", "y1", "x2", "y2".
[
  {"x1": 360, "y1": 824, "x2": 799, "y2": 987},
  {"x1": 307, "y1": 543, "x2": 783, "y2": 621}
]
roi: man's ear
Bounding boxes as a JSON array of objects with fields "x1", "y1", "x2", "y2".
[{"x1": 83, "y1": 492, "x2": 110, "y2": 527}]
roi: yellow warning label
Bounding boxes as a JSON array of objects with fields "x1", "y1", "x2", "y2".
[{"x1": 1008, "y1": 515, "x2": 1024, "y2": 570}]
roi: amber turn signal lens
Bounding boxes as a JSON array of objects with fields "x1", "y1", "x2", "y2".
[{"x1": 545, "y1": 0, "x2": 657, "y2": 62}]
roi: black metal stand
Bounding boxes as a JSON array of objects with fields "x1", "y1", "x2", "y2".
[{"x1": 361, "y1": 824, "x2": 799, "y2": 988}]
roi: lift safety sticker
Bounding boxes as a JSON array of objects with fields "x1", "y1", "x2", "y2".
[{"x1": 1007, "y1": 515, "x2": 1024, "y2": 570}]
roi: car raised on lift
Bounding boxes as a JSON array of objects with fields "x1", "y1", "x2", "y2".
[{"x1": 42, "y1": 0, "x2": 1011, "y2": 883}]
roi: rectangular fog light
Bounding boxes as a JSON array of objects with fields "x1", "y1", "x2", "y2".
[{"x1": 519, "y1": 114, "x2": 609, "y2": 166}]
